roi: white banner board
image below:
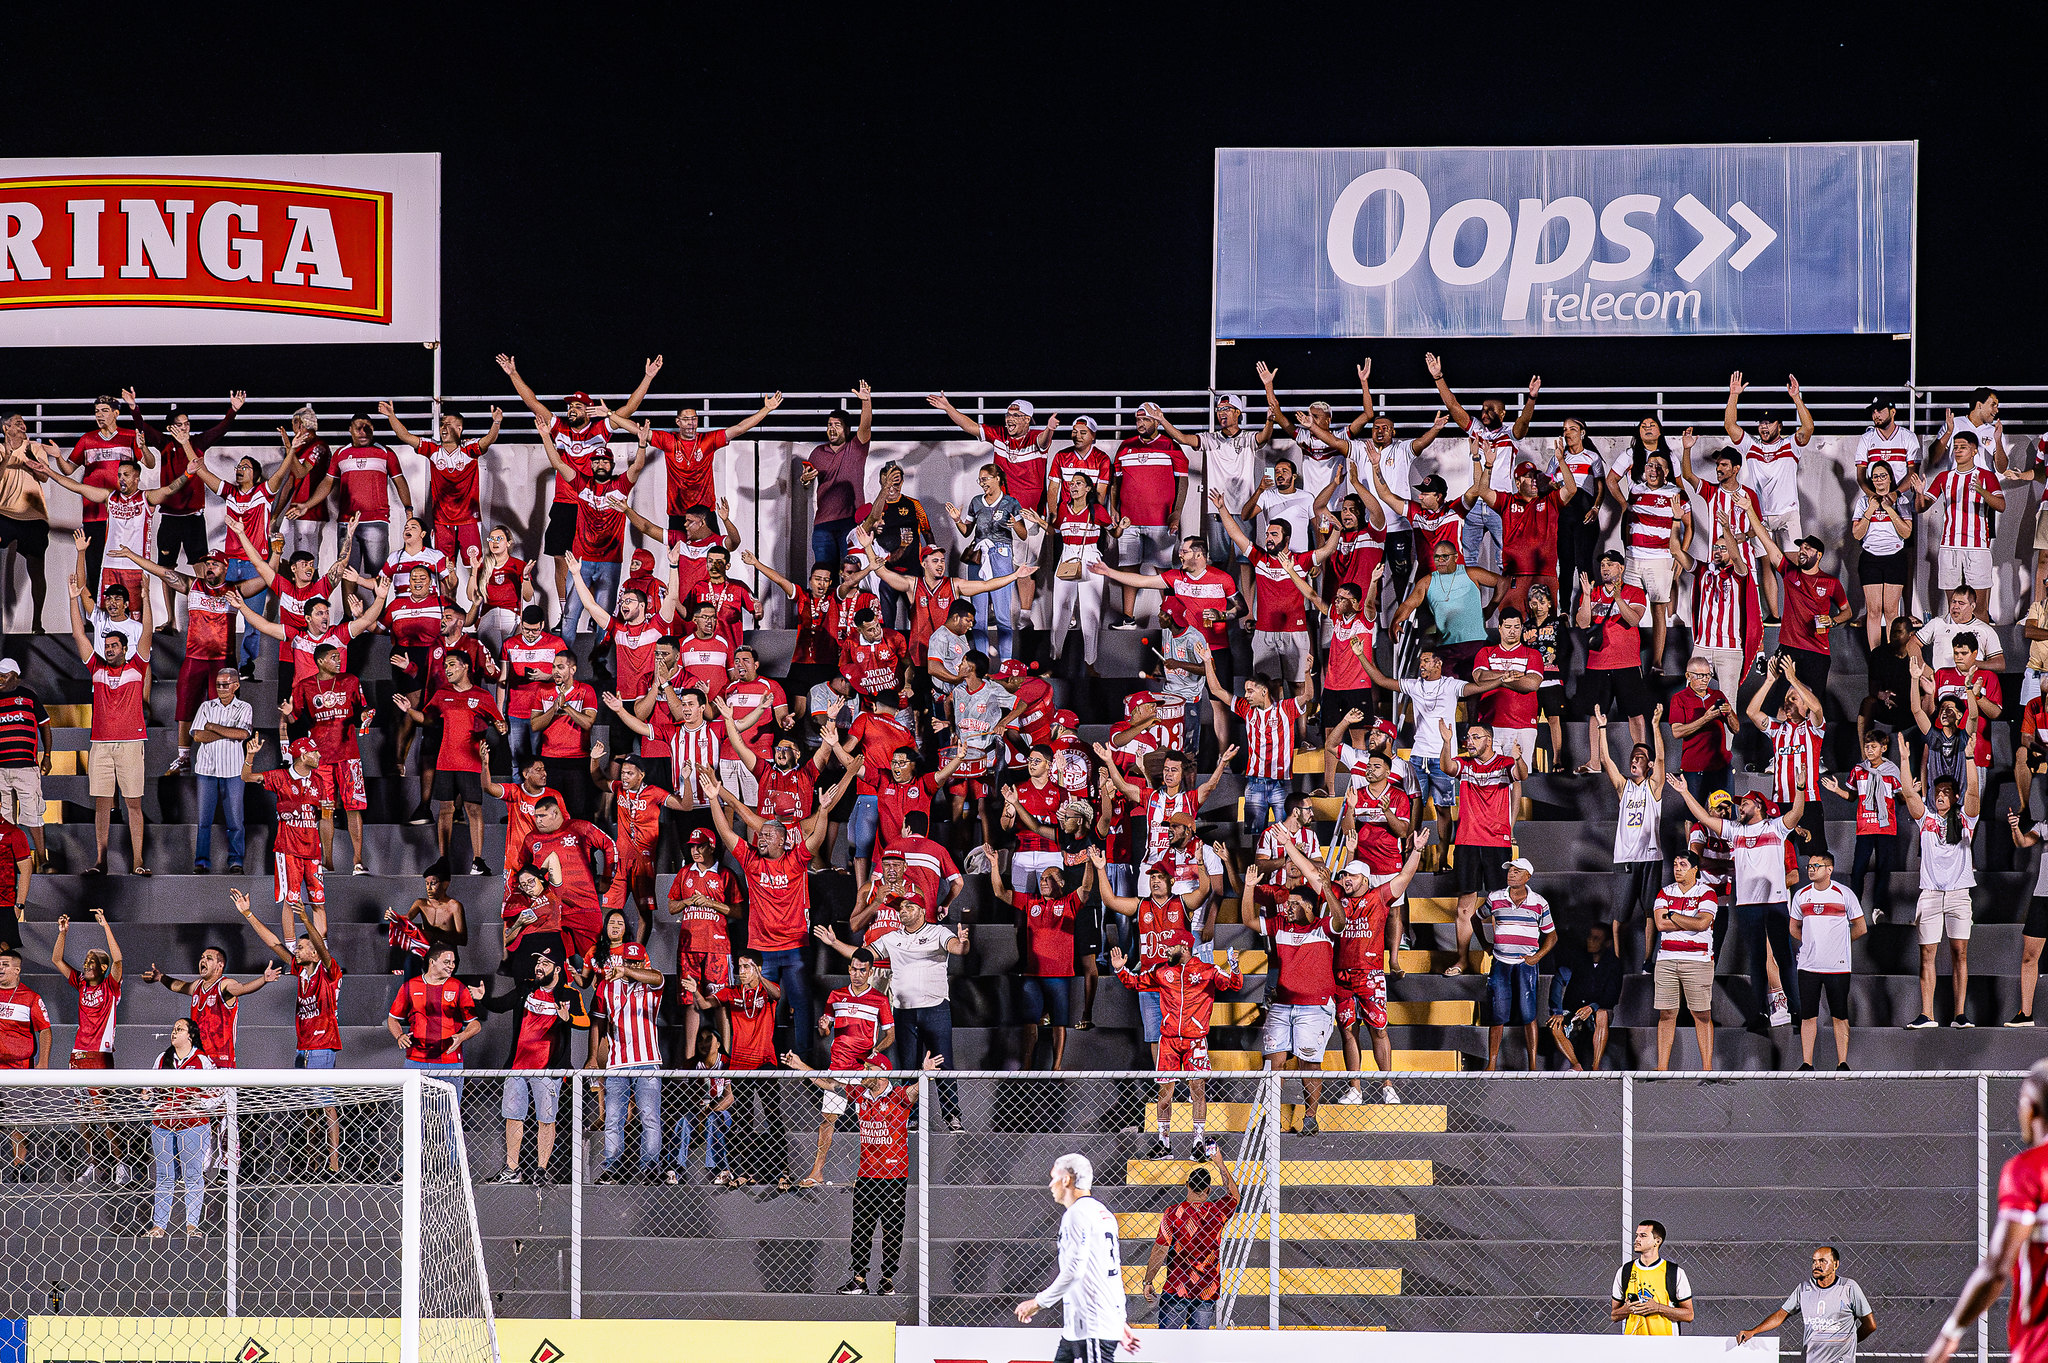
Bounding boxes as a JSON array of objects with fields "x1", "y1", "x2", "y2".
[{"x1": 897, "y1": 1327, "x2": 1777, "y2": 1363}]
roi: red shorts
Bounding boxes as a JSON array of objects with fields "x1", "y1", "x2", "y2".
[
  {"x1": 677, "y1": 946, "x2": 732, "y2": 991},
  {"x1": 1336, "y1": 968, "x2": 1388, "y2": 1032},
  {"x1": 561, "y1": 904, "x2": 601, "y2": 960},
  {"x1": 1157, "y1": 1033, "x2": 1211, "y2": 1073},
  {"x1": 275, "y1": 851, "x2": 326, "y2": 910},
  {"x1": 621, "y1": 851, "x2": 656, "y2": 906},
  {"x1": 316, "y1": 759, "x2": 367, "y2": 813},
  {"x1": 432, "y1": 521, "x2": 481, "y2": 561},
  {"x1": 68, "y1": 1051, "x2": 112, "y2": 1070},
  {"x1": 176, "y1": 653, "x2": 227, "y2": 723},
  {"x1": 98, "y1": 567, "x2": 145, "y2": 614}
]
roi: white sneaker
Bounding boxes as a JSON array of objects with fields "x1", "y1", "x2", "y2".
[
  {"x1": 1337, "y1": 1087, "x2": 1364, "y2": 1105},
  {"x1": 1381, "y1": 1083, "x2": 1402, "y2": 1105},
  {"x1": 1768, "y1": 991, "x2": 1791, "y2": 1028},
  {"x1": 115, "y1": 1162, "x2": 133, "y2": 1186}
]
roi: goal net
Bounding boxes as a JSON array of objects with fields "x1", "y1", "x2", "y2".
[{"x1": 0, "y1": 1070, "x2": 497, "y2": 1363}]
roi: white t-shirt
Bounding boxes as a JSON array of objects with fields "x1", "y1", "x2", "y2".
[
  {"x1": 1850, "y1": 491, "x2": 1912, "y2": 557},
  {"x1": 1354, "y1": 440, "x2": 1413, "y2": 530},
  {"x1": 1789, "y1": 881, "x2": 1864, "y2": 974},
  {"x1": 1738, "y1": 435, "x2": 1806, "y2": 518},
  {"x1": 1917, "y1": 812, "x2": 1977, "y2": 892},
  {"x1": 1199, "y1": 430, "x2": 1266, "y2": 513},
  {"x1": 871, "y1": 923, "x2": 956, "y2": 1010},
  {"x1": 1855, "y1": 425, "x2": 1919, "y2": 488},
  {"x1": 1917, "y1": 614, "x2": 2004, "y2": 669},
  {"x1": 90, "y1": 609, "x2": 143, "y2": 661},
  {"x1": 1400, "y1": 677, "x2": 1464, "y2": 763},
  {"x1": 1258, "y1": 486, "x2": 1317, "y2": 553},
  {"x1": 1726, "y1": 816, "x2": 1793, "y2": 905},
  {"x1": 1037, "y1": 1194, "x2": 1128, "y2": 1341},
  {"x1": 1614, "y1": 778, "x2": 1661, "y2": 864},
  {"x1": 191, "y1": 697, "x2": 254, "y2": 779}
]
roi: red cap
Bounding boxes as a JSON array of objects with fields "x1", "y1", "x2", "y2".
[
  {"x1": 1053, "y1": 709, "x2": 1079, "y2": 730},
  {"x1": 687, "y1": 827, "x2": 717, "y2": 847},
  {"x1": 1159, "y1": 596, "x2": 1189, "y2": 625},
  {"x1": 1373, "y1": 718, "x2": 1400, "y2": 741},
  {"x1": 201, "y1": 550, "x2": 229, "y2": 566},
  {"x1": 994, "y1": 659, "x2": 1028, "y2": 681},
  {"x1": 289, "y1": 737, "x2": 321, "y2": 764},
  {"x1": 567, "y1": 391, "x2": 594, "y2": 405},
  {"x1": 619, "y1": 942, "x2": 649, "y2": 963},
  {"x1": 864, "y1": 1054, "x2": 892, "y2": 1071}
]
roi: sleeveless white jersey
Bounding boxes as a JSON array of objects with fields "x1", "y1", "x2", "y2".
[{"x1": 1614, "y1": 777, "x2": 1662, "y2": 863}]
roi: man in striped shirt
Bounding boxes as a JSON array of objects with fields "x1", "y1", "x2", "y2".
[
  {"x1": 1748, "y1": 656, "x2": 1826, "y2": 849},
  {"x1": 1652, "y1": 852, "x2": 1718, "y2": 1071},
  {"x1": 1688, "y1": 512, "x2": 1761, "y2": 702},
  {"x1": 1723, "y1": 371, "x2": 1817, "y2": 621},
  {"x1": 1482, "y1": 861, "x2": 1556, "y2": 1071},
  {"x1": 1201, "y1": 652, "x2": 1312, "y2": 836},
  {"x1": 593, "y1": 940, "x2": 666, "y2": 1184},
  {"x1": 1606, "y1": 452, "x2": 1687, "y2": 675},
  {"x1": 1915, "y1": 429, "x2": 2004, "y2": 624}
]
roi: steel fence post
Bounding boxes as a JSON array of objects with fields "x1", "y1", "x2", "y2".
[
  {"x1": 570, "y1": 1072, "x2": 584, "y2": 1320},
  {"x1": 1266, "y1": 1070, "x2": 1281, "y2": 1329},
  {"x1": 919, "y1": 1070, "x2": 932, "y2": 1326},
  {"x1": 1621, "y1": 1074, "x2": 1635, "y2": 1260},
  {"x1": 1980, "y1": 1073, "x2": 1989, "y2": 1363}
]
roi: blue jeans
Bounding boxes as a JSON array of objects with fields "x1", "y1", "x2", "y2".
[
  {"x1": 1416, "y1": 757, "x2": 1457, "y2": 811},
  {"x1": 508, "y1": 716, "x2": 536, "y2": 771},
  {"x1": 672, "y1": 1108, "x2": 732, "y2": 1169},
  {"x1": 850, "y1": 793, "x2": 881, "y2": 861},
  {"x1": 813, "y1": 517, "x2": 854, "y2": 573},
  {"x1": 223, "y1": 559, "x2": 265, "y2": 669},
  {"x1": 1244, "y1": 776, "x2": 1288, "y2": 834},
  {"x1": 195, "y1": 773, "x2": 245, "y2": 868},
  {"x1": 894, "y1": 1002, "x2": 960, "y2": 1121},
  {"x1": 563, "y1": 558, "x2": 622, "y2": 646},
  {"x1": 1683, "y1": 769, "x2": 1731, "y2": 804},
  {"x1": 758, "y1": 948, "x2": 813, "y2": 1059},
  {"x1": 603, "y1": 1066, "x2": 663, "y2": 1172},
  {"x1": 1158, "y1": 1293, "x2": 1217, "y2": 1330},
  {"x1": 150, "y1": 1124, "x2": 209, "y2": 1229},
  {"x1": 1461, "y1": 499, "x2": 1503, "y2": 568},
  {"x1": 403, "y1": 1058, "x2": 465, "y2": 1103},
  {"x1": 972, "y1": 542, "x2": 1016, "y2": 661},
  {"x1": 1735, "y1": 902, "x2": 1800, "y2": 1026},
  {"x1": 1487, "y1": 959, "x2": 1540, "y2": 1026}
]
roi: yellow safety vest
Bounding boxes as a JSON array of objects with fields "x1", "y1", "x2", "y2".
[{"x1": 1620, "y1": 1258, "x2": 1681, "y2": 1336}]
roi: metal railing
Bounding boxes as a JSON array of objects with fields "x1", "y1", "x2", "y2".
[{"x1": 422, "y1": 1067, "x2": 2023, "y2": 1357}]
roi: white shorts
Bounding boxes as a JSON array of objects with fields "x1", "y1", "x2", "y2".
[
  {"x1": 1763, "y1": 508, "x2": 1803, "y2": 546},
  {"x1": 1938, "y1": 547, "x2": 1994, "y2": 591},
  {"x1": 1915, "y1": 887, "x2": 1974, "y2": 945},
  {"x1": 718, "y1": 756, "x2": 758, "y2": 808},
  {"x1": 1368, "y1": 869, "x2": 1407, "y2": 908},
  {"x1": 1011, "y1": 524, "x2": 1044, "y2": 568},
  {"x1": 1010, "y1": 849, "x2": 1062, "y2": 894},
  {"x1": 1261, "y1": 1001, "x2": 1336, "y2": 1063},
  {"x1": 1252, "y1": 630, "x2": 1313, "y2": 683},
  {"x1": 1490, "y1": 728, "x2": 1537, "y2": 770},
  {"x1": 821, "y1": 1087, "x2": 849, "y2": 1116},
  {"x1": 1622, "y1": 557, "x2": 1675, "y2": 605}
]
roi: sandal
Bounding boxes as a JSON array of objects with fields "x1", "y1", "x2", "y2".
[
  {"x1": 796, "y1": 1176, "x2": 824, "y2": 1188},
  {"x1": 1072, "y1": 1019, "x2": 1094, "y2": 1031},
  {"x1": 134, "y1": 866, "x2": 153, "y2": 877},
  {"x1": 1443, "y1": 963, "x2": 1468, "y2": 977}
]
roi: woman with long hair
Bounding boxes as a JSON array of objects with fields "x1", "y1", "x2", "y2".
[
  {"x1": 1851, "y1": 460, "x2": 1914, "y2": 649},
  {"x1": 947, "y1": 464, "x2": 1029, "y2": 661},
  {"x1": 1553, "y1": 418, "x2": 1605, "y2": 618},
  {"x1": 148, "y1": 1018, "x2": 220, "y2": 1237},
  {"x1": 1046, "y1": 469, "x2": 1117, "y2": 669}
]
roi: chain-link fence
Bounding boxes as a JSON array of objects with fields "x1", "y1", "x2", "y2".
[{"x1": 439, "y1": 1067, "x2": 2023, "y2": 1353}]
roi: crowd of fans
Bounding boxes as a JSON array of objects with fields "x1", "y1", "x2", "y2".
[{"x1": 0, "y1": 358, "x2": 2039, "y2": 1214}]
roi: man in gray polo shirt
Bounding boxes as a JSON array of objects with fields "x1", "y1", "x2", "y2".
[{"x1": 1737, "y1": 1245, "x2": 1876, "y2": 1362}]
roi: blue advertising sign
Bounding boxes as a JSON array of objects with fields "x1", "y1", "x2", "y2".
[{"x1": 1213, "y1": 143, "x2": 1914, "y2": 339}]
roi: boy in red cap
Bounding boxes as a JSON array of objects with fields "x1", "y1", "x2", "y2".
[
  {"x1": 669, "y1": 825, "x2": 736, "y2": 1060},
  {"x1": 245, "y1": 733, "x2": 331, "y2": 938}
]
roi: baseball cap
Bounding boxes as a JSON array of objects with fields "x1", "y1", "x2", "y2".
[
  {"x1": 1136, "y1": 401, "x2": 1164, "y2": 419},
  {"x1": 1007, "y1": 400, "x2": 1036, "y2": 419},
  {"x1": 1340, "y1": 860, "x2": 1372, "y2": 878},
  {"x1": 879, "y1": 460, "x2": 904, "y2": 477},
  {"x1": 201, "y1": 550, "x2": 228, "y2": 566},
  {"x1": 1755, "y1": 407, "x2": 1780, "y2": 421},
  {"x1": 1708, "y1": 790, "x2": 1735, "y2": 814},
  {"x1": 1796, "y1": 535, "x2": 1826, "y2": 553},
  {"x1": 687, "y1": 827, "x2": 717, "y2": 847},
  {"x1": 1072, "y1": 415, "x2": 1099, "y2": 432},
  {"x1": 567, "y1": 390, "x2": 594, "y2": 405},
  {"x1": 1052, "y1": 709, "x2": 1079, "y2": 730},
  {"x1": 993, "y1": 659, "x2": 1028, "y2": 681},
  {"x1": 864, "y1": 1054, "x2": 893, "y2": 1071},
  {"x1": 1372, "y1": 718, "x2": 1400, "y2": 741},
  {"x1": 290, "y1": 737, "x2": 321, "y2": 763},
  {"x1": 920, "y1": 543, "x2": 947, "y2": 561},
  {"x1": 880, "y1": 847, "x2": 907, "y2": 862},
  {"x1": 0, "y1": 660, "x2": 18, "y2": 677},
  {"x1": 1159, "y1": 596, "x2": 1189, "y2": 625},
  {"x1": 1217, "y1": 393, "x2": 1247, "y2": 413},
  {"x1": 1502, "y1": 857, "x2": 1535, "y2": 873},
  {"x1": 1868, "y1": 395, "x2": 1897, "y2": 414},
  {"x1": 1165, "y1": 812, "x2": 1198, "y2": 829},
  {"x1": 618, "y1": 942, "x2": 649, "y2": 963}
]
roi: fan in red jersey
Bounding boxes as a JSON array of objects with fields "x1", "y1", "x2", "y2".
[
  {"x1": 141, "y1": 944, "x2": 281, "y2": 1070},
  {"x1": 49, "y1": 394, "x2": 151, "y2": 590},
  {"x1": 379, "y1": 400, "x2": 505, "y2": 561},
  {"x1": 1314, "y1": 842, "x2": 1425, "y2": 1109},
  {"x1": 67, "y1": 545, "x2": 155, "y2": 877},
  {"x1": 49, "y1": 910, "x2": 125, "y2": 1181},
  {"x1": 597, "y1": 746, "x2": 690, "y2": 935},
  {"x1": 395, "y1": 652, "x2": 510, "y2": 875},
  {"x1": 525, "y1": 796, "x2": 627, "y2": 960},
  {"x1": 386, "y1": 945, "x2": 481, "y2": 1097},
  {"x1": 0, "y1": 947, "x2": 50, "y2": 1172},
  {"x1": 235, "y1": 574, "x2": 390, "y2": 691},
  {"x1": 244, "y1": 735, "x2": 332, "y2": 937},
  {"x1": 791, "y1": 946, "x2": 895, "y2": 1189},
  {"x1": 1928, "y1": 1059, "x2": 2048, "y2": 1363},
  {"x1": 473, "y1": 947, "x2": 589, "y2": 1186},
  {"x1": 667, "y1": 826, "x2": 737, "y2": 1060},
  {"x1": 237, "y1": 890, "x2": 346, "y2": 1177},
  {"x1": 1112, "y1": 937, "x2": 1241, "y2": 1162},
  {"x1": 113, "y1": 549, "x2": 265, "y2": 771},
  {"x1": 288, "y1": 641, "x2": 372, "y2": 874}
]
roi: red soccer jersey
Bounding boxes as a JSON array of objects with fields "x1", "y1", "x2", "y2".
[
  {"x1": 427, "y1": 686, "x2": 501, "y2": 774},
  {"x1": 875, "y1": 772, "x2": 940, "y2": 854},
  {"x1": 189, "y1": 980, "x2": 240, "y2": 1067},
  {"x1": 221, "y1": 482, "x2": 275, "y2": 563},
  {"x1": 791, "y1": 585, "x2": 839, "y2": 667},
  {"x1": 1998, "y1": 1142, "x2": 2048, "y2": 1363},
  {"x1": 1161, "y1": 567, "x2": 1237, "y2": 649},
  {"x1": 671, "y1": 535, "x2": 724, "y2": 604},
  {"x1": 1934, "y1": 666, "x2": 2002, "y2": 767},
  {"x1": 688, "y1": 578, "x2": 758, "y2": 652},
  {"x1": 296, "y1": 673, "x2": 369, "y2": 763},
  {"x1": 0, "y1": 985, "x2": 48, "y2": 1067},
  {"x1": 669, "y1": 865, "x2": 735, "y2": 953},
  {"x1": 1008, "y1": 779, "x2": 1059, "y2": 856},
  {"x1": 295, "y1": 959, "x2": 344, "y2": 1052},
  {"x1": 714, "y1": 984, "x2": 779, "y2": 1070},
  {"x1": 1017, "y1": 892, "x2": 1081, "y2": 978},
  {"x1": 1353, "y1": 780, "x2": 1413, "y2": 874},
  {"x1": 1005, "y1": 677, "x2": 1057, "y2": 764},
  {"x1": 1407, "y1": 499, "x2": 1466, "y2": 564},
  {"x1": 759, "y1": 761, "x2": 818, "y2": 823},
  {"x1": 332, "y1": 443, "x2": 402, "y2": 519},
  {"x1": 1134, "y1": 896, "x2": 1194, "y2": 971},
  {"x1": 1776, "y1": 567, "x2": 1847, "y2": 656},
  {"x1": 612, "y1": 779, "x2": 669, "y2": 856},
  {"x1": 1929, "y1": 465, "x2": 2000, "y2": 550},
  {"x1": 825, "y1": 984, "x2": 894, "y2": 1068},
  {"x1": 854, "y1": 1082, "x2": 916, "y2": 1179},
  {"x1": 68, "y1": 428, "x2": 143, "y2": 524},
  {"x1": 1248, "y1": 549, "x2": 1314, "y2": 633},
  {"x1": 387, "y1": 976, "x2": 478, "y2": 1063},
  {"x1": 284, "y1": 439, "x2": 331, "y2": 523},
  {"x1": 386, "y1": 589, "x2": 446, "y2": 649},
  {"x1": 1336, "y1": 886, "x2": 1395, "y2": 979},
  {"x1": 1260, "y1": 907, "x2": 1338, "y2": 1006},
  {"x1": 275, "y1": 572, "x2": 332, "y2": 640},
  {"x1": 841, "y1": 630, "x2": 909, "y2": 700},
  {"x1": 264, "y1": 767, "x2": 326, "y2": 860},
  {"x1": 425, "y1": 633, "x2": 498, "y2": 698},
  {"x1": 1111, "y1": 433, "x2": 1188, "y2": 525},
  {"x1": 286, "y1": 625, "x2": 351, "y2": 689},
  {"x1": 850, "y1": 712, "x2": 917, "y2": 797},
  {"x1": 1453, "y1": 751, "x2": 1518, "y2": 846},
  {"x1": 185, "y1": 579, "x2": 239, "y2": 659},
  {"x1": 536, "y1": 682, "x2": 598, "y2": 759},
  {"x1": 1667, "y1": 686, "x2": 1731, "y2": 774},
  {"x1": 677, "y1": 630, "x2": 734, "y2": 701},
  {"x1": 722, "y1": 678, "x2": 785, "y2": 758},
  {"x1": 481, "y1": 557, "x2": 528, "y2": 613},
  {"x1": 1155, "y1": 1193, "x2": 1241, "y2": 1302},
  {"x1": 1473, "y1": 644, "x2": 1543, "y2": 731},
  {"x1": 1046, "y1": 444, "x2": 1114, "y2": 501},
  {"x1": 1234, "y1": 696, "x2": 1304, "y2": 782},
  {"x1": 655, "y1": 427, "x2": 729, "y2": 516},
  {"x1": 594, "y1": 973, "x2": 664, "y2": 1069},
  {"x1": 421, "y1": 439, "x2": 484, "y2": 528},
  {"x1": 1848, "y1": 761, "x2": 1903, "y2": 835},
  {"x1": 564, "y1": 471, "x2": 635, "y2": 562},
  {"x1": 1586, "y1": 582, "x2": 1649, "y2": 670},
  {"x1": 546, "y1": 417, "x2": 607, "y2": 504},
  {"x1": 734, "y1": 843, "x2": 812, "y2": 951},
  {"x1": 528, "y1": 821, "x2": 616, "y2": 913},
  {"x1": 1116, "y1": 959, "x2": 1241, "y2": 1038},
  {"x1": 71, "y1": 977, "x2": 119, "y2": 1054},
  {"x1": 1327, "y1": 607, "x2": 1376, "y2": 692},
  {"x1": 90, "y1": 657, "x2": 147, "y2": 742},
  {"x1": 501, "y1": 782, "x2": 564, "y2": 876},
  {"x1": 510, "y1": 983, "x2": 570, "y2": 1069},
  {"x1": 499, "y1": 630, "x2": 568, "y2": 720},
  {"x1": 1122, "y1": 690, "x2": 1184, "y2": 754}
]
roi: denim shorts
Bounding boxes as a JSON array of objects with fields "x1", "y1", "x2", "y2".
[
  {"x1": 501, "y1": 1074, "x2": 562, "y2": 1125},
  {"x1": 1137, "y1": 990, "x2": 1164, "y2": 1044},
  {"x1": 1416, "y1": 757, "x2": 1457, "y2": 810},
  {"x1": 1021, "y1": 976, "x2": 1072, "y2": 1026},
  {"x1": 1487, "y1": 960, "x2": 1540, "y2": 1026}
]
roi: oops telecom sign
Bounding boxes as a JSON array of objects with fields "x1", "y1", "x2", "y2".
[
  {"x1": 1214, "y1": 143, "x2": 1913, "y2": 340},
  {"x1": 0, "y1": 153, "x2": 439, "y2": 347}
]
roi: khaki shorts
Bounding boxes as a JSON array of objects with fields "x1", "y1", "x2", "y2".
[
  {"x1": 87, "y1": 740, "x2": 144, "y2": 799},
  {"x1": 1763, "y1": 508, "x2": 1804, "y2": 546},
  {"x1": 0, "y1": 765, "x2": 42, "y2": 827},
  {"x1": 1916, "y1": 887, "x2": 1973, "y2": 944},
  {"x1": 1938, "y1": 547, "x2": 1993, "y2": 591},
  {"x1": 1653, "y1": 955, "x2": 1715, "y2": 1014},
  {"x1": 1622, "y1": 556, "x2": 1675, "y2": 604}
]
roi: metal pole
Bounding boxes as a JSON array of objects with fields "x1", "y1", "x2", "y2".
[
  {"x1": 1621, "y1": 1074, "x2": 1635, "y2": 1260},
  {"x1": 570, "y1": 1074, "x2": 584, "y2": 1319},
  {"x1": 918, "y1": 1071, "x2": 932, "y2": 1326},
  {"x1": 224, "y1": 1091, "x2": 239, "y2": 1318},
  {"x1": 445, "y1": 1079, "x2": 502, "y2": 1363},
  {"x1": 1266, "y1": 1070, "x2": 1281, "y2": 1329},
  {"x1": 401, "y1": 1071, "x2": 423, "y2": 1363},
  {"x1": 431, "y1": 342, "x2": 442, "y2": 436},
  {"x1": 1209, "y1": 149, "x2": 1221, "y2": 397},
  {"x1": 1909, "y1": 140, "x2": 1921, "y2": 395},
  {"x1": 1979, "y1": 1074, "x2": 1989, "y2": 1363}
]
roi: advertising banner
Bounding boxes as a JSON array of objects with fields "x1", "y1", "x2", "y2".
[
  {"x1": 0, "y1": 153, "x2": 439, "y2": 346},
  {"x1": 1214, "y1": 143, "x2": 1913, "y2": 339},
  {"x1": 897, "y1": 1326, "x2": 1775, "y2": 1363}
]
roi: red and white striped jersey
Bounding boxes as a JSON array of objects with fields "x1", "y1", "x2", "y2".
[
  {"x1": 1406, "y1": 500, "x2": 1466, "y2": 564},
  {"x1": 1653, "y1": 882, "x2": 1718, "y2": 956},
  {"x1": 104, "y1": 490, "x2": 153, "y2": 560},
  {"x1": 1624, "y1": 481, "x2": 1682, "y2": 559},
  {"x1": 595, "y1": 973, "x2": 664, "y2": 1068},
  {"x1": 824, "y1": 984, "x2": 893, "y2": 1068},
  {"x1": 189, "y1": 980, "x2": 239, "y2": 1068},
  {"x1": 1563, "y1": 444, "x2": 1604, "y2": 491},
  {"x1": 1928, "y1": 466, "x2": 2001, "y2": 549},
  {"x1": 1692, "y1": 563, "x2": 1748, "y2": 651},
  {"x1": 1767, "y1": 718, "x2": 1823, "y2": 803},
  {"x1": 1738, "y1": 435, "x2": 1803, "y2": 517},
  {"x1": 1706, "y1": 484, "x2": 1762, "y2": 569},
  {"x1": 1688, "y1": 821, "x2": 1734, "y2": 894},
  {"x1": 72, "y1": 978, "x2": 120, "y2": 1054},
  {"x1": 668, "y1": 722, "x2": 724, "y2": 806},
  {"x1": 1234, "y1": 696, "x2": 1304, "y2": 781},
  {"x1": 1257, "y1": 819, "x2": 1321, "y2": 864},
  {"x1": 1138, "y1": 784, "x2": 1199, "y2": 867}
]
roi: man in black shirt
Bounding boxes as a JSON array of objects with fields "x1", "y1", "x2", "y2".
[
  {"x1": 860, "y1": 462, "x2": 932, "y2": 629},
  {"x1": 0, "y1": 660, "x2": 51, "y2": 871},
  {"x1": 1546, "y1": 920, "x2": 1624, "y2": 1070}
]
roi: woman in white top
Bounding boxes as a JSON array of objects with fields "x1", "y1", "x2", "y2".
[
  {"x1": 1899, "y1": 738, "x2": 1980, "y2": 1029},
  {"x1": 1594, "y1": 702, "x2": 1666, "y2": 969},
  {"x1": 1850, "y1": 461, "x2": 1914, "y2": 651}
]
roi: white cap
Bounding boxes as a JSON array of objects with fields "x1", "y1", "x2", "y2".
[
  {"x1": 0, "y1": 659, "x2": 19, "y2": 676},
  {"x1": 1340, "y1": 860, "x2": 1371, "y2": 878},
  {"x1": 1503, "y1": 857, "x2": 1535, "y2": 873},
  {"x1": 1136, "y1": 401, "x2": 1164, "y2": 418},
  {"x1": 1008, "y1": 399, "x2": 1036, "y2": 419},
  {"x1": 1072, "y1": 414, "x2": 1098, "y2": 432},
  {"x1": 1218, "y1": 393, "x2": 1247, "y2": 413}
]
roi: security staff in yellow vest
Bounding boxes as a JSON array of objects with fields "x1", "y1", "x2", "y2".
[{"x1": 1610, "y1": 1219, "x2": 1695, "y2": 1335}]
